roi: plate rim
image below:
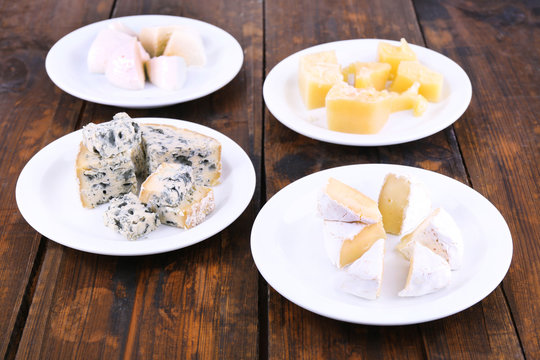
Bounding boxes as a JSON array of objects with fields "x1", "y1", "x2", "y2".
[
  {"x1": 45, "y1": 14, "x2": 244, "y2": 108},
  {"x1": 16, "y1": 117, "x2": 256, "y2": 256},
  {"x1": 263, "y1": 38, "x2": 472, "y2": 146},
  {"x1": 250, "y1": 163, "x2": 512, "y2": 325}
]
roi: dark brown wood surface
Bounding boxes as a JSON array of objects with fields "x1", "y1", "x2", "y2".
[{"x1": 0, "y1": 0, "x2": 537, "y2": 359}]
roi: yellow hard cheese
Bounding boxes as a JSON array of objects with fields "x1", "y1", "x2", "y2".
[
  {"x1": 390, "y1": 61, "x2": 444, "y2": 102},
  {"x1": 325, "y1": 82, "x2": 392, "y2": 134},
  {"x1": 298, "y1": 51, "x2": 342, "y2": 110},
  {"x1": 342, "y1": 62, "x2": 391, "y2": 90},
  {"x1": 377, "y1": 38, "x2": 417, "y2": 78},
  {"x1": 390, "y1": 82, "x2": 428, "y2": 116}
]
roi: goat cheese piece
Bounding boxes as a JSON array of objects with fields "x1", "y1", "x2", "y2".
[{"x1": 103, "y1": 193, "x2": 160, "y2": 240}]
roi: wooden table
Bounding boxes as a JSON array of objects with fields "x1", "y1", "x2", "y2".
[{"x1": 1, "y1": 0, "x2": 538, "y2": 358}]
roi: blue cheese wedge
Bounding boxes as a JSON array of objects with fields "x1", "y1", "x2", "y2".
[
  {"x1": 76, "y1": 142, "x2": 138, "y2": 208},
  {"x1": 141, "y1": 124, "x2": 221, "y2": 186},
  {"x1": 139, "y1": 163, "x2": 215, "y2": 229},
  {"x1": 82, "y1": 112, "x2": 142, "y2": 159},
  {"x1": 103, "y1": 193, "x2": 160, "y2": 240}
]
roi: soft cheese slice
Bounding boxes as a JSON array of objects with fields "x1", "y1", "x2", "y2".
[
  {"x1": 319, "y1": 177, "x2": 382, "y2": 224},
  {"x1": 341, "y1": 238, "x2": 385, "y2": 300},
  {"x1": 146, "y1": 56, "x2": 187, "y2": 90},
  {"x1": 105, "y1": 38, "x2": 146, "y2": 90},
  {"x1": 397, "y1": 207, "x2": 463, "y2": 270},
  {"x1": 323, "y1": 220, "x2": 386, "y2": 268},
  {"x1": 76, "y1": 142, "x2": 138, "y2": 208},
  {"x1": 378, "y1": 173, "x2": 431, "y2": 235},
  {"x1": 139, "y1": 25, "x2": 190, "y2": 57},
  {"x1": 298, "y1": 51, "x2": 343, "y2": 109},
  {"x1": 325, "y1": 82, "x2": 393, "y2": 134},
  {"x1": 141, "y1": 124, "x2": 221, "y2": 185},
  {"x1": 103, "y1": 193, "x2": 160, "y2": 240},
  {"x1": 398, "y1": 242, "x2": 451, "y2": 297},
  {"x1": 140, "y1": 163, "x2": 215, "y2": 229},
  {"x1": 88, "y1": 28, "x2": 135, "y2": 73},
  {"x1": 163, "y1": 29, "x2": 206, "y2": 66}
]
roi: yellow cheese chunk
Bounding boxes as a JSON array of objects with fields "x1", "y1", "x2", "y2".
[
  {"x1": 377, "y1": 38, "x2": 417, "y2": 78},
  {"x1": 390, "y1": 82, "x2": 428, "y2": 116},
  {"x1": 325, "y1": 82, "x2": 392, "y2": 134},
  {"x1": 339, "y1": 222, "x2": 386, "y2": 267},
  {"x1": 390, "y1": 61, "x2": 444, "y2": 102},
  {"x1": 342, "y1": 62, "x2": 391, "y2": 91},
  {"x1": 298, "y1": 51, "x2": 342, "y2": 110},
  {"x1": 325, "y1": 177, "x2": 382, "y2": 224}
]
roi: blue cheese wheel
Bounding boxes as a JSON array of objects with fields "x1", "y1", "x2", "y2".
[
  {"x1": 139, "y1": 163, "x2": 215, "y2": 229},
  {"x1": 103, "y1": 193, "x2": 160, "y2": 240}
]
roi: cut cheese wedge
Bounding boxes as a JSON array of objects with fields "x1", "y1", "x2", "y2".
[
  {"x1": 342, "y1": 61, "x2": 391, "y2": 90},
  {"x1": 326, "y1": 82, "x2": 393, "y2": 134},
  {"x1": 378, "y1": 173, "x2": 431, "y2": 235},
  {"x1": 390, "y1": 82, "x2": 428, "y2": 117},
  {"x1": 323, "y1": 220, "x2": 386, "y2": 268},
  {"x1": 139, "y1": 25, "x2": 190, "y2": 57},
  {"x1": 107, "y1": 21, "x2": 137, "y2": 37},
  {"x1": 105, "y1": 38, "x2": 146, "y2": 90},
  {"x1": 163, "y1": 29, "x2": 206, "y2": 66},
  {"x1": 298, "y1": 51, "x2": 342, "y2": 109},
  {"x1": 146, "y1": 56, "x2": 187, "y2": 90},
  {"x1": 397, "y1": 207, "x2": 463, "y2": 270},
  {"x1": 341, "y1": 238, "x2": 385, "y2": 300},
  {"x1": 319, "y1": 177, "x2": 382, "y2": 224},
  {"x1": 399, "y1": 242, "x2": 451, "y2": 297},
  {"x1": 390, "y1": 61, "x2": 444, "y2": 102},
  {"x1": 377, "y1": 38, "x2": 417, "y2": 78},
  {"x1": 87, "y1": 29, "x2": 135, "y2": 73}
]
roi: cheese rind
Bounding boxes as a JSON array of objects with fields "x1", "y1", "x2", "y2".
[
  {"x1": 139, "y1": 25, "x2": 192, "y2": 57},
  {"x1": 341, "y1": 238, "x2": 385, "y2": 300},
  {"x1": 323, "y1": 220, "x2": 386, "y2": 268},
  {"x1": 398, "y1": 242, "x2": 451, "y2": 297},
  {"x1": 140, "y1": 163, "x2": 215, "y2": 229},
  {"x1": 87, "y1": 29, "x2": 135, "y2": 73},
  {"x1": 103, "y1": 193, "x2": 160, "y2": 240},
  {"x1": 76, "y1": 142, "x2": 138, "y2": 208},
  {"x1": 163, "y1": 29, "x2": 206, "y2": 66},
  {"x1": 141, "y1": 124, "x2": 221, "y2": 186},
  {"x1": 319, "y1": 177, "x2": 382, "y2": 224},
  {"x1": 397, "y1": 207, "x2": 463, "y2": 270},
  {"x1": 105, "y1": 38, "x2": 146, "y2": 90},
  {"x1": 378, "y1": 173, "x2": 431, "y2": 235},
  {"x1": 146, "y1": 56, "x2": 187, "y2": 91}
]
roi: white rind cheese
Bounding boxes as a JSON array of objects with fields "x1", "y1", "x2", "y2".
[
  {"x1": 340, "y1": 238, "x2": 385, "y2": 300},
  {"x1": 397, "y1": 207, "x2": 463, "y2": 270},
  {"x1": 323, "y1": 220, "x2": 369, "y2": 267},
  {"x1": 76, "y1": 142, "x2": 138, "y2": 208},
  {"x1": 399, "y1": 243, "x2": 451, "y2": 297},
  {"x1": 103, "y1": 193, "x2": 160, "y2": 240},
  {"x1": 139, "y1": 163, "x2": 215, "y2": 229},
  {"x1": 141, "y1": 123, "x2": 221, "y2": 185}
]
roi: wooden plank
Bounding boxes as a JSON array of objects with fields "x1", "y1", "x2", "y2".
[
  {"x1": 16, "y1": 0, "x2": 263, "y2": 358},
  {"x1": 414, "y1": 0, "x2": 539, "y2": 358},
  {"x1": 0, "y1": 0, "x2": 112, "y2": 357},
  {"x1": 263, "y1": 0, "x2": 523, "y2": 358}
]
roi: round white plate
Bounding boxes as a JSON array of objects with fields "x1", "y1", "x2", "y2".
[
  {"x1": 263, "y1": 39, "x2": 472, "y2": 146},
  {"x1": 251, "y1": 164, "x2": 512, "y2": 325},
  {"x1": 46, "y1": 15, "x2": 244, "y2": 108},
  {"x1": 16, "y1": 118, "x2": 256, "y2": 256}
]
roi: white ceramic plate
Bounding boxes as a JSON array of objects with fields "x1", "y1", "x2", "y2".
[
  {"x1": 16, "y1": 118, "x2": 255, "y2": 256},
  {"x1": 251, "y1": 164, "x2": 512, "y2": 325},
  {"x1": 46, "y1": 15, "x2": 243, "y2": 108},
  {"x1": 263, "y1": 39, "x2": 472, "y2": 146}
]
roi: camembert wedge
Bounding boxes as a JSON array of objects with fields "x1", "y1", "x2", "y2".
[
  {"x1": 319, "y1": 177, "x2": 382, "y2": 224},
  {"x1": 397, "y1": 207, "x2": 463, "y2": 270},
  {"x1": 399, "y1": 242, "x2": 451, "y2": 297},
  {"x1": 378, "y1": 173, "x2": 431, "y2": 235}
]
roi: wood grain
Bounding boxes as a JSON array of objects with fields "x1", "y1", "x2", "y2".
[
  {"x1": 415, "y1": 0, "x2": 539, "y2": 358},
  {"x1": 0, "y1": 0, "x2": 112, "y2": 357},
  {"x1": 15, "y1": 0, "x2": 263, "y2": 358}
]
